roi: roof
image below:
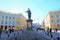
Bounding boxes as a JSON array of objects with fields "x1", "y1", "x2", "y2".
[
  {"x1": 0, "y1": 10, "x2": 22, "y2": 15},
  {"x1": 44, "y1": 10, "x2": 60, "y2": 19}
]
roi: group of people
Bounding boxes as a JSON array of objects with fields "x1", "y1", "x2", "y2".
[
  {"x1": 5, "y1": 28, "x2": 14, "y2": 34},
  {"x1": 0, "y1": 28, "x2": 15, "y2": 39}
]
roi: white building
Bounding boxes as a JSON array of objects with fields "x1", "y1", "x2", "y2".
[
  {"x1": 0, "y1": 11, "x2": 27, "y2": 30},
  {"x1": 44, "y1": 10, "x2": 60, "y2": 29}
]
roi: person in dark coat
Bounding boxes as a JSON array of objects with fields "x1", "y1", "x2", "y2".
[
  {"x1": 0, "y1": 28, "x2": 2, "y2": 39},
  {"x1": 12, "y1": 28, "x2": 14, "y2": 32},
  {"x1": 9, "y1": 29, "x2": 11, "y2": 33},
  {"x1": 6, "y1": 29, "x2": 8, "y2": 34}
]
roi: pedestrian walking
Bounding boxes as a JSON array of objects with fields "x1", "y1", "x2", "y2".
[
  {"x1": 50, "y1": 29, "x2": 52, "y2": 38},
  {"x1": 6, "y1": 29, "x2": 8, "y2": 34},
  {"x1": 9, "y1": 29, "x2": 11, "y2": 33},
  {"x1": 47, "y1": 27, "x2": 49, "y2": 36},
  {"x1": 12, "y1": 28, "x2": 14, "y2": 32},
  {"x1": 0, "y1": 28, "x2": 2, "y2": 39}
]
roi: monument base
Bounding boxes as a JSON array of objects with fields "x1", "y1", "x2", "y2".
[{"x1": 26, "y1": 19, "x2": 33, "y2": 31}]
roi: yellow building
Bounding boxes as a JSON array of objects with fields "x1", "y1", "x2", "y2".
[
  {"x1": 20, "y1": 14, "x2": 27, "y2": 30},
  {"x1": 44, "y1": 10, "x2": 60, "y2": 29}
]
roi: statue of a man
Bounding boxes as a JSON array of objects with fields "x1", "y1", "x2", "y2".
[{"x1": 27, "y1": 8, "x2": 31, "y2": 19}]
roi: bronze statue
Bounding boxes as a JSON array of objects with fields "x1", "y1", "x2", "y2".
[{"x1": 26, "y1": 8, "x2": 31, "y2": 19}]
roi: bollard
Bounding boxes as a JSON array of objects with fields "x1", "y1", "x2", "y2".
[
  {"x1": 50, "y1": 34, "x2": 53, "y2": 38},
  {"x1": 15, "y1": 37, "x2": 17, "y2": 40},
  {"x1": 8, "y1": 34, "x2": 9, "y2": 38},
  {"x1": 57, "y1": 37, "x2": 59, "y2": 40},
  {"x1": 7, "y1": 34, "x2": 9, "y2": 40},
  {"x1": 35, "y1": 37, "x2": 37, "y2": 40},
  {"x1": 14, "y1": 33, "x2": 17, "y2": 40},
  {"x1": 14, "y1": 33, "x2": 15, "y2": 36}
]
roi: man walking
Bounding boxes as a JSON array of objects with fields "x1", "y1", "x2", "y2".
[{"x1": 0, "y1": 28, "x2": 2, "y2": 39}]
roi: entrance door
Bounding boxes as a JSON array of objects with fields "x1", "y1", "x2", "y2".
[
  {"x1": 1, "y1": 25, "x2": 3, "y2": 30},
  {"x1": 5, "y1": 26, "x2": 7, "y2": 30}
]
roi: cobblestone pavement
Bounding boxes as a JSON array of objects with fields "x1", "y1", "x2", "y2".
[{"x1": 0, "y1": 30, "x2": 54, "y2": 40}]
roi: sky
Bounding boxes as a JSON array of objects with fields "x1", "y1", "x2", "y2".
[{"x1": 0, "y1": 0, "x2": 60, "y2": 24}]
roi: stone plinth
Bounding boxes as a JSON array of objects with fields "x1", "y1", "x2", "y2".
[{"x1": 26, "y1": 19, "x2": 33, "y2": 30}]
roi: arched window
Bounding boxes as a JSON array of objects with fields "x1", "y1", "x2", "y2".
[
  {"x1": 5, "y1": 25, "x2": 7, "y2": 30},
  {"x1": 1, "y1": 25, "x2": 3, "y2": 29}
]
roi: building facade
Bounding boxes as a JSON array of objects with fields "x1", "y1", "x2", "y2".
[
  {"x1": 41, "y1": 20, "x2": 45, "y2": 29},
  {"x1": 44, "y1": 10, "x2": 60, "y2": 29},
  {"x1": 0, "y1": 11, "x2": 27, "y2": 30}
]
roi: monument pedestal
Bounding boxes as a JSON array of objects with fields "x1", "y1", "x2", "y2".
[{"x1": 26, "y1": 19, "x2": 33, "y2": 31}]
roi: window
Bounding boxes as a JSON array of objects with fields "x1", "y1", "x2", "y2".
[
  {"x1": 1, "y1": 25, "x2": 3, "y2": 29},
  {"x1": 56, "y1": 15, "x2": 59, "y2": 17},
  {"x1": 9, "y1": 26, "x2": 11, "y2": 27},
  {"x1": 5, "y1": 22, "x2": 7, "y2": 24},
  {"x1": 16, "y1": 16, "x2": 20, "y2": 19},
  {"x1": 9, "y1": 21, "x2": 11, "y2": 24},
  {"x1": 13, "y1": 17, "x2": 14, "y2": 19},
  {"x1": 13, "y1": 21, "x2": 14, "y2": 23},
  {"x1": 2, "y1": 16, "x2": 4, "y2": 19},
  {"x1": 52, "y1": 25, "x2": 54, "y2": 29},
  {"x1": 58, "y1": 24, "x2": 59, "y2": 28},
  {"x1": 6, "y1": 16, "x2": 8, "y2": 19},
  {"x1": 17, "y1": 21, "x2": 19, "y2": 24},
  {"x1": 9, "y1": 17, "x2": 11, "y2": 19},
  {"x1": 57, "y1": 20, "x2": 59, "y2": 23},
  {"x1": 12, "y1": 26, "x2": 14, "y2": 27},
  {"x1": 51, "y1": 15, "x2": 53, "y2": 18},
  {"x1": 1, "y1": 21, "x2": 3, "y2": 24},
  {"x1": 5, "y1": 26, "x2": 7, "y2": 30},
  {"x1": 52, "y1": 20, "x2": 54, "y2": 23}
]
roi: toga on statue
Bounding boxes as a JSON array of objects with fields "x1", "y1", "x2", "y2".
[{"x1": 27, "y1": 8, "x2": 31, "y2": 19}]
